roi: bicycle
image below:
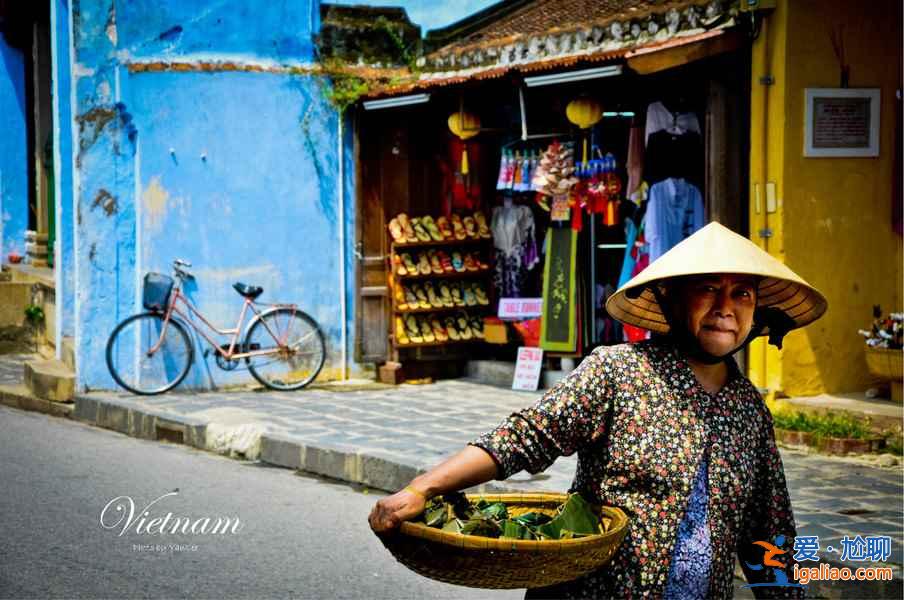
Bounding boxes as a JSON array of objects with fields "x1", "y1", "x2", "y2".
[{"x1": 105, "y1": 259, "x2": 326, "y2": 395}]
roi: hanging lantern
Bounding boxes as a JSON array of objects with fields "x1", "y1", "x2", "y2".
[
  {"x1": 566, "y1": 96, "x2": 603, "y2": 168},
  {"x1": 448, "y1": 111, "x2": 480, "y2": 174}
]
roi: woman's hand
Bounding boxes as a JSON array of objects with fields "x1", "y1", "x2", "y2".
[{"x1": 368, "y1": 487, "x2": 427, "y2": 535}]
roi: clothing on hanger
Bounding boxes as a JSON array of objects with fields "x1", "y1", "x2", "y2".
[
  {"x1": 645, "y1": 100, "x2": 701, "y2": 144},
  {"x1": 645, "y1": 178, "x2": 704, "y2": 262}
]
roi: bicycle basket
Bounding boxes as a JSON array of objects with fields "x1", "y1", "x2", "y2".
[{"x1": 143, "y1": 272, "x2": 174, "y2": 312}]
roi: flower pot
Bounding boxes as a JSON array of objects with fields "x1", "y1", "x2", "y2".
[{"x1": 864, "y1": 347, "x2": 903, "y2": 403}]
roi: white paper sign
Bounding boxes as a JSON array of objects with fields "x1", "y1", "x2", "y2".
[
  {"x1": 498, "y1": 297, "x2": 543, "y2": 320},
  {"x1": 512, "y1": 346, "x2": 544, "y2": 391}
]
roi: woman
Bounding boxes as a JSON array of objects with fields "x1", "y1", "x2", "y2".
[{"x1": 369, "y1": 222, "x2": 827, "y2": 599}]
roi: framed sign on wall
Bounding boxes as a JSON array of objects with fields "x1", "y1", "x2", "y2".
[{"x1": 804, "y1": 88, "x2": 880, "y2": 157}]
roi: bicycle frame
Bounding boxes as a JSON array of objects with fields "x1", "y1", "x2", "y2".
[{"x1": 149, "y1": 285, "x2": 298, "y2": 361}]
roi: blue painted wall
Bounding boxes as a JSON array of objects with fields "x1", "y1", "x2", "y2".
[
  {"x1": 52, "y1": 0, "x2": 76, "y2": 340},
  {"x1": 0, "y1": 35, "x2": 28, "y2": 260},
  {"x1": 71, "y1": 0, "x2": 356, "y2": 390}
]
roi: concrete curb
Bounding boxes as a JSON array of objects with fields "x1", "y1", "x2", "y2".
[
  {"x1": 58, "y1": 393, "x2": 898, "y2": 598},
  {"x1": 0, "y1": 384, "x2": 74, "y2": 418}
]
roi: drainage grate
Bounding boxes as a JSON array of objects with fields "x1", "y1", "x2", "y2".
[{"x1": 155, "y1": 425, "x2": 185, "y2": 445}]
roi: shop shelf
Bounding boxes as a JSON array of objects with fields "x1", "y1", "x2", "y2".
[{"x1": 391, "y1": 237, "x2": 491, "y2": 249}]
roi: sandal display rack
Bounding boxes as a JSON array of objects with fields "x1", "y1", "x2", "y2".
[{"x1": 388, "y1": 236, "x2": 493, "y2": 350}]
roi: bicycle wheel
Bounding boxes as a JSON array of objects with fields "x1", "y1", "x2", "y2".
[
  {"x1": 106, "y1": 313, "x2": 194, "y2": 395},
  {"x1": 245, "y1": 308, "x2": 325, "y2": 391}
]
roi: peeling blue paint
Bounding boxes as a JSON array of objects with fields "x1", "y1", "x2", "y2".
[{"x1": 0, "y1": 37, "x2": 28, "y2": 258}]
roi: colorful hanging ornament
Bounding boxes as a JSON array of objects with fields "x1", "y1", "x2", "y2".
[
  {"x1": 448, "y1": 111, "x2": 480, "y2": 175},
  {"x1": 565, "y1": 96, "x2": 603, "y2": 168}
]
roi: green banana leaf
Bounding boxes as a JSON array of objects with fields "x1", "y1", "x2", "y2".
[
  {"x1": 460, "y1": 516, "x2": 503, "y2": 538},
  {"x1": 442, "y1": 518, "x2": 463, "y2": 533},
  {"x1": 511, "y1": 512, "x2": 553, "y2": 528},
  {"x1": 501, "y1": 519, "x2": 537, "y2": 540},
  {"x1": 535, "y1": 495, "x2": 599, "y2": 540},
  {"x1": 425, "y1": 505, "x2": 446, "y2": 527}
]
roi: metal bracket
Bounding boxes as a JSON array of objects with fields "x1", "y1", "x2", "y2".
[
  {"x1": 759, "y1": 75, "x2": 775, "y2": 85},
  {"x1": 758, "y1": 228, "x2": 773, "y2": 239}
]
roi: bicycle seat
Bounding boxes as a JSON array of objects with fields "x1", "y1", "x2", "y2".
[{"x1": 233, "y1": 282, "x2": 263, "y2": 299}]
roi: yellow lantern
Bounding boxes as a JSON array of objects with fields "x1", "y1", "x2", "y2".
[
  {"x1": 566, "y1": 96, "x2": 603, "y2": 167},
  {"x1": 448, "y1": 111, "x2": 480, "y2": 174}
]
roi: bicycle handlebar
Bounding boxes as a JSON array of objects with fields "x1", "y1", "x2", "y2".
[{"x1": 174, "y1": 259, "x2": 192, "y2": 268}]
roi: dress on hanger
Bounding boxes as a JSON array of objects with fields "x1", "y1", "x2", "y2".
[
  {"x1": 645, "y1": 178, "x2": 704, "y2": 262},
  {"x1": 491, "y1": 201, "x2": 538, "y2": 298}
]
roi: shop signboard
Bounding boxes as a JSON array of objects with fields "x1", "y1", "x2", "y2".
[
  {"x1": 804, "y1": 88, "x2": 880, "y2": 157},
  {"x1": 540, "y1": 226, "x2": 578, "y2": 352},
  {"x1": 498, "y1": 298, "x2": 543, "y2": 320},
  {"x1": 512, "y1": 346, "x2": 544, "y2": 391}
]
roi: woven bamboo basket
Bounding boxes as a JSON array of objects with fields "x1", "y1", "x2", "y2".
[
  {"x1": 379, "y1": 492, "x2": 629, "y2": 589},
  {"x1": 865, "y1": 347, "x2": 903, "y2": 402}
]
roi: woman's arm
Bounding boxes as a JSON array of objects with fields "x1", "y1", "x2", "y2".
[{"x1": 368, "y1": 445, "x2": 498, "y2": 533}]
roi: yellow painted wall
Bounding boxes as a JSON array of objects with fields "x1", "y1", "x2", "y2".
[{"x1": 750, "y1": 0, "x2": 903, "y2": 396}]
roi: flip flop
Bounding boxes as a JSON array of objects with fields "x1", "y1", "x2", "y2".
[
  {"x1": 394, "y1": 285, "x2": 407, "y2": 310},
  {"x1": 436, "y1": 216, "x2": 454, "y2": 239},
  {"x1": 418, "y1": 316, "x2": 435, "y2": 343},
  {"x1": 412, "y1": 283, "x2": 431, "y2": 309},
  {"x1": 469, "y1": 316, "x2": 485, "y2": 339},
  {"x1": 430, "y1": 317, "x2": 449, "y2": 342},
  {"x1": 473, "y1": 211, "x2": 492, "y2": 239},
  {"x1": 451, "y1": 252, "x2": 465, "y2": 272},
  {"x1": 422, "y1": 216, "x2": 444, "y2": 242},
  {"x1": 437, "y1": 250, "x2": 454, "y2": 273},
  {"x1": 395, "y1": 316, "x2": 410, "y2": 344},
  {"x1": 404, "y1": 314, "x2": 422, "y2": 343},
  {"x1": 463, "y1": 253, "x2": 479, "y2": 272},
  {"x1": 444, "y1": 316, "x2": 461, "y2": 341},
  {"x1": 474, "y1": 283, "x2": 489, "y2": 306},
  {"x1": 438, "y1": 282, "x2": 454, "y2": 307},
  {"x1": 424, "y1": 282, "x2": 443, "y2": 308},
  {"x1": 462, "y1": 216, "x2": 479, "y2": 239},
  {"x1": 397, "y1": 213, "x2": 417, "y2": 243},
  {"x1": 462, "y1": 283, "x2": 477, "y2": 307},
  {"x1": 456, "y1": 313, "x2": 473, "y2": 340},
  {"x1": 428, "y1": 250, "x2": 444, "y2": 274},
  {"x1": 411, "y1": 217, "x2": 431, "y2": 242},
  {"x1": 389, "y1": 218, "x2": 406, "y2": 243},
  {"x1": 450, "y1": 214, "x2": 467, "y2": 240},
  {"x1": 401, "y1": 253, "x2": 417, "y2": 274},
  {"x1": 478, "y1": 255, "x2": 490, "y2": 270},
  {"x1": 393, "y1": 254, "x2": 408, "y2": 276},
  {"x1": 417, "y1": 252, "x2": 432, "y2": 275},
  {"x1": 403, "y1": 285, "x2": 418, "y2": 309},
  {"x1": 450, "y1": 283, "x2": 465, "y2": 307}
]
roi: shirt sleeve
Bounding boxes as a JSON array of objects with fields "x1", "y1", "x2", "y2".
[
  {"x1": 736, "y1": 408, "x2": 805, "y2": 599},
  {"x1": 468, "y1": 347, "x2": 613, "y2": 480}
]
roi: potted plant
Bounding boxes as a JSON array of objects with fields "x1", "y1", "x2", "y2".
[
  {"x1": 24, "y1": 304, "x2": 45, "y2": 352},
  {"x1": 859, "y1": 306, "x2": 903, "y2": 403}
]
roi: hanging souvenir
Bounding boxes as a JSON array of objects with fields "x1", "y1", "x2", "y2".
[
  {"x1": 566, "y1": 96, "x2": 603, "y2": 168},
  {"x1": 448, "y1": 111, "x2": 480, "y2": 175},
  {"x1": 531, "y1": 141, "x2": 578, "y2": 213}
]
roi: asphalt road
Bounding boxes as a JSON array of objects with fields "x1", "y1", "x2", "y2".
[{"x1": 0, "y1": 405, "x2": 522, "y2": 600}]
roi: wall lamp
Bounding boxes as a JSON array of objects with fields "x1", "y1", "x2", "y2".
[
  {"x1": 523, "y1": 65, "x2": 623, "y2": 88},
  {"x1": 362, "y1": 93, "x2": 431, "y2": 110}
]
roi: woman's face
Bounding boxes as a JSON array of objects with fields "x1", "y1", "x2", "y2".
[{"x1": 672, "y1": 274, "x2": 758, "y2": 357}]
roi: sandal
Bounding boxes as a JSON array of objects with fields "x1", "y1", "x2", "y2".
[
  {"x1": 438, "y1": 282, "x2": 454, "y2": 307},
  {"x1": 394, "y1": 285, "x2": 407, "y2": 310},
  {"x1": 412, "y1": 283, "x2": 431, "y2": 309},
  {"x1": 422, "y1": 216, "x2": 444, "y2": 242},
  {"x1": 462, "y1": 283, "x2": 477, "y2": 307},
  {"x1": 403, "y1": 285, "x2": 418, "y2": 309},
  {"x1": 437, "y1": 250, "x2": 454, "y2": 273},
  {"x1": 444, "y1": 316, "x2": 461, "y2": 341},
  {"x1": 428, "y1": 249, "x2": 444, "y2": 274},
  {"x1": 418, "y1": 316, "x2": 435, "y2": 343},
  {"x1": 424, "y1": 282, "x2": 443, "y2": 308},
  {"x1": 450, "y1": 283, "x2": 465, "y2": 307},
  {"x1": 450, "y1": 214, "x2": 467, "y2": 240},
  {"x1": 417, "y1": 252, "x2": 432, "y2": 275},
  {"x1": 397, "y1": 213, "x2": 417, "y2": 243},
  {"x1": 451, "y1": 252, "x2": 465, "y2": 273},
  {"x1": 430, "y1": 317, "x2": 449, "y2": 342},
  {"x1": 473, "y1": 211, "x2": 492, "y2": 239},
  {"x1": 395, "y1": 316, "x2": 410, "y2": 344},
  {"x1": 473, "y1": 283, "x2": 489, "y2": 306},
  {"x1": 401, "y1": 253, "x2": 417, "y2": 275},
  {"x1": 456, "y1": 313, "x2": 473, "y2": 340},
  {"x1": 462, "y1": 216, "x2": 479, "y2": 239},
  {"x1": 389, "y1": 218, "x2": 406, "y2": 243},
  {"x1": 477, "y1": 254, "x2": 490, "y2": 270},
  {"x1": 463, "y1": 252, "x2": 479, "y2": 272},
  {"x1": 436, "y1": 216, "x2": 454, "y2": 239},
  {"x1": 470, "y1": 316, "x2": 485, "y2": 339},
  {"x1": 393, "y1": 253, "x2": 408, "y2": 276},
  {"x1": 404, "y1": 314, "x2": 422, "y2": 343},
  {"x1": 410, "y1": 217, "x2": 431, "y2": 242}
]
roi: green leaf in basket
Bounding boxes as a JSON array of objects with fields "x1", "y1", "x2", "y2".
[
  {"x1": 477, "y1": 502, "x2": 508, "y2": 521},
  {"x1": 535, "y1": 494, "x2": 599, "y2": 540},
  {"x1": 501, "y1": 519, "x2": 536, "y2": 540},
  {"x1": 459, "y1": 516, "x2": 503, "y2": 538},
  {"x1": 425, "y1": 505, "x2": 446, "y2": 528},
  {"x1": 511, "y1": 512, "x2": 553, "y2": 528},
  {"x1": 443, "y1": 491, "x2": 474, "y2": 520},
  {"x1": 442, "y1": 518, "x2": 463, "y2": 533}
]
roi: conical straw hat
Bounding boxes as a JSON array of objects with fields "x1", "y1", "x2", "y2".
[{"x1": 605, "y1": 222, "x2": 828, "y2": 336}]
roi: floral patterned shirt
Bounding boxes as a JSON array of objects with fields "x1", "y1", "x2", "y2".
[{"x1": 469, "y1": 339, "x2": 804, "y2": 599}]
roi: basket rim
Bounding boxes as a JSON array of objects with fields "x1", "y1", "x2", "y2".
[{"x1": 398, "y1": 492, "x2": 629, "y2": 552}]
